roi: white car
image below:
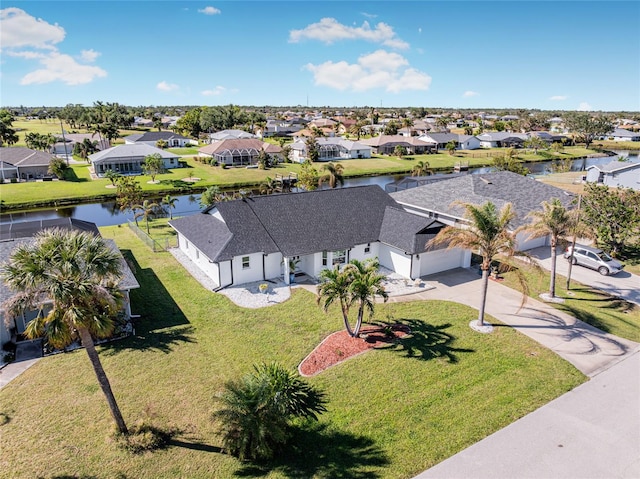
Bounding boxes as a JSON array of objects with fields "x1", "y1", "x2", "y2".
[{"x1": 564, "y1": 244, "x2": 624, "y2": 276}]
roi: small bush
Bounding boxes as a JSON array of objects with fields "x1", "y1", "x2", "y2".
[{"x1": 115, "y1": 422, "x2": 172, "y2": 454}]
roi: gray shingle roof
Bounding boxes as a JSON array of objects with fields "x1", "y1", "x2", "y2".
[
  {"x1": 170, "y1": 186, "x2": 440, "y2": 260},
  {"x1": 0, "y1": 147, "x2": 53, "y2": 167},
  {"x1": 89, "y1": 144, "x2": 178, "y2": 162},
  {"x1": 379, "y1": 207, "x2": 444, "y2": 254},
  {"x1": 587, "y1": 161, "x2": 640, "y2": 173},
  {"x1": 391, "y1": 171, "x2": 574, "y2": 228},
  {"x1": 124, "y1": 131, "x2": 191, "y2": 142}
]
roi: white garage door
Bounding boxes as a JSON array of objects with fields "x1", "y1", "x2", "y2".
[{"x1": 420, "y1": 249, "x2": 465, "y2": 276}]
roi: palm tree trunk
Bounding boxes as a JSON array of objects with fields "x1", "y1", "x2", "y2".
[
  {"x1": 353, "y1": 307, "x2": 364, "y2": 337},
  {"x1": 341, "y1": 304, "x2": 355, "y2": 337},
  {"x1": 549, "y1": 240, "x2": 557, "y2": 298},
  {"x1": 477, "y1": 269, "x2": 490, "y2": 326},
  {"x1": 78, "y1": 327, "x2": 128, "y2": 435}
]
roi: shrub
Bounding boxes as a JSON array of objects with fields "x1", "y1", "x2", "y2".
[{"x1": 115, "y1": 422, "x2": 172, "y2": 454}]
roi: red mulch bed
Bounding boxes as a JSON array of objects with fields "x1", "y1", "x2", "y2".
[{"x1": 299, "y1": 324, "x2": 411, "y2": 376}]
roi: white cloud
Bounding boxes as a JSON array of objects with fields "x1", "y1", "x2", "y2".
[
  {"x1": 157, "y1": 81, "x2": 179, "y2": 92},
  {"x1": 198, "y1": 6, "x2": 221, "y2": 15},
  {"x1": 290, "y1": 18, "x2": 409, "y2": 49},
  {"x1": 304, "y1": 50, "x2": 431, "y2": 93},
  {"x1": 202, "y1": 86, "x2": 226, "y2": 96},
  {"x1": 549, "y1": 95, "x2": 567, "y2": 101},
  {"x1": 577, "y1": 102, "x2": 592, "y2": 111},
  {"x1": 0, "y1": 7, "x2": 65, "y2": 49},
  {"x1": 80, "y1": 49, "x2": 100, "y2": 62},
  {"x1": 463, "y1": 91, "x2": 479, "y2": 98},
  {"x1": 361, "y1": 12, "x2": 378, "y2": 19},
  {"x1": 20, "y1": 52, "x2": 106, "y2": 85},
  {"x1": 5, "y1": 50, "x2": 46, "y2": 60}
]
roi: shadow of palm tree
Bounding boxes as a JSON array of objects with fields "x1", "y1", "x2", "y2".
[
  {"x1": 101, "y1": 250, "x2": 195, "y2": 356},
  {"x1": 168, "y1": 438, "x2": 223, "y2": 454},
  {"x1": 382, "y1": 320, "x2": 474, "y2": 363},
  {"x1": 234, "y1": 422, "x2": 389, "y2": 478}
]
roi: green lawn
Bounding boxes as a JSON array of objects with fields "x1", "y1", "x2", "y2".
[
  {"x1": 501, "y1": 259, "x2": 640, "y2": 342},
  {"x1": 2, "y1": 146, "x2": 598, "y2": 211},
  {"x1": 0, "y1": 226, "x2": 585, "y2": 478}
]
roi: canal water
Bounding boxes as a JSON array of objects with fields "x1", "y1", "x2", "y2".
[{"x1": 2, "y1": 151, "x2": 636, "y2": 227}]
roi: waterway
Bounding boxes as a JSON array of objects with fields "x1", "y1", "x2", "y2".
[{"x1": 2, "y1": 151, "x2": 637, "y2": 227}]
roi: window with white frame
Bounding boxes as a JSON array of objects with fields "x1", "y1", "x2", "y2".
[
  {"x1": 242, "y1": 256, "x2": 250, "y2": 269},
  {"x1": 322, "y1": 251, "x2": 328, "y2": 266},
  {"x1": 332, "y1": 249, "x2": 346, "y2": 266}
]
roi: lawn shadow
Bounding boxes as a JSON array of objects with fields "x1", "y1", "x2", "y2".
[
  {"x1": 168, "y1": 438, "x2": 223, "y2": 454},
  {"x1": 383, "y1": 319, "x2": 474, "y2": 363},
  {"x1": 101, "y1": 250, "x2": 194, "y2": 356},
  {"x1": 234, "y1": 422, "x2": 389, "y2": 478},
  {"x1": 158, "y1": 178, "x2": 195, "y2": 188}
]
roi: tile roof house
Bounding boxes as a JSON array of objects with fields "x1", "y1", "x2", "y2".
[
  {"x1": 0, "y1": 147, "x2": 54, "y2": 181},
  {"x1": 0, "y1": 218, "x2": 140, "y2": 348},
  {"x1": 585, "y1": 160, "x2": 640, "y2": 190},
  {"x1": 168, "y1": 186, "x2": 470, "y2": 289},
  {"x1": 89, "y1": 144, "x2": 180, "y2": 177},
  {"x1": 289, "y1": 137, "x2": 372, "y2": 163},
  {"x1": 123, "y1": 131, "x2": 196, "y2": 147},
  {"x1": 390, "y1": 170, "x2": 575, "y2": 251},
  {"x1": 198, "y1": 139, "x2": 282, "y2": 166}
]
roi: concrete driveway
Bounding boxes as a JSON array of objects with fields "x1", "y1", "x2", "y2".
[{"x1": 528, "y1": 246, "x2": 640, "y2": 306}]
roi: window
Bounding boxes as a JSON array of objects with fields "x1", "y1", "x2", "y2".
[
  {"x1": 364, "y1": 243, "x2": 371, "y2": 254},
  {"x1": 195, "y1": 250, "x2": 199, "y2": 260},
  {"x1": 242, "y1": 256, "x2": 250, "y2": 269},
  {"x1": 322, "y1": 251, "x2": 328, "y2": 266},
  {"x1": 332, "y1": 250, "x2": 346, "y2": 266}
]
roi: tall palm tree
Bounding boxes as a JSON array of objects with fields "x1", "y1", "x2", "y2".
[
  {"x1": 518, "y1": 198, "x2": 574, "y2": 298},
  {"x1": 133, "y1": 199, "x2": 159, "y2": 234},
  {"x1": 319, "y1": 162, "x2": 344, "y2": 188},
  {"x1": 162, "y1": 194, "x2": 178, "y2": 220},
  {"x1": 428, "y1": 201, "x2": 522, "y2": 329},
  {"x1": 1, "y1": 228, "x2": 128, "y2": 434},
  {"x1": 317, "y1": 266, "x2": 354, "y2": 336},
  {"x1": 344, "y1": 259, "x2": 388, "y2": 337}
]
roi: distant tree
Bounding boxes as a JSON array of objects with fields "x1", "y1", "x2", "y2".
[
  {"x1": 133, "y1": 199, "x2": 159, "y2": 234},
  {"x1": 464, "y1": 126, "x2": 474, "y2": 136},
  {"x1": 383, "y1": 121, "x2": 399, "y2": 135},
  {"x1": 446, "y1": 140, "x2": 457, "y2": 155},
  {"x1": 155, "y1": 139, "x2": 168, "y2": 149},
  {"x1": 162, "y1": 194, "x2": 178, "y2": 220},
  {"x1": 564, "y1": 113, "x2": 614, "y2": 148},
  {"x1": 319, "y1": 162, "x2": 344, "y2": 188},
  {"x1": 298, "y1": 160, "x2": 319, "y2": 191},
  {"x1": 153, "y1": 117, "x2": 163, "y2": 131},
  {"x1": 259, "y1": 176, "x2": 278, "y2": 195},
  {"x1": 73, "y1": 138, "x2": 99, "y2": 161},
  {"x1": 25, "y1": 132, "x2": 56, "y2": 151},
  {"x1": 412, "y1": 160, "x2": 432, "y2": 176},
  {"x1": 48, "y1": 157, "x2": 69, "y2": 179},
  {"x1": 175, "y1": 108, "x2": 202, "y2": 138},
  {"x1": 257, "y1": 149, "x2": 272, "y2": 169},
  {"x1": 524, "y1": 136, "x2": 547, "y2": 154},
  {"x1": 280, "y1": 144, "x2": 292, "y2": 163},
  {"x1": 116, "y1": 176, "x2": 143, "y2": 212},
  {"x1": 393, "y1": 145, "x2": 407, "y2": 159},
  {"x1": 493, "y1": 151, "x2": 530, "y2": 176},
  {"x1": 305, "y1": 136, "x2": 319, "y2": 163},
  {"x1": 200, "y1": 186, "x2": 225, "y2": 208},
  {"x1": 142, "y1": 153, "x2": 165, "y2": 182},
  {"x1": 104, "y1": 169, "x2": 121, "y2": 186},
  {"x1": 0, "y1": 109, "x2": 19, "y2": 146},
  {"x1": 493, "y1": 121, "x2": 506, "y2": 132}
]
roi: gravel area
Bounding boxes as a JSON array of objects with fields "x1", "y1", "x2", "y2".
[
  {"x1": 218, "y1": 280, "x2": 291, "y2": 308},
  {"x1": 379, "y1": 266, "x2": 435, "y2": 297}
]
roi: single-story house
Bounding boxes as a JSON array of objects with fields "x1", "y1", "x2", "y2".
[
  {"x1": 605, "y1": 128, "x2": 640, "y2": 142},
  {"x1": 198, "y1": 139, "x2": 282, "y2": 166},
  {"x1": 51, "y1": 133, "x2": 110, "y2": 156},
  {"x1": 89, "y1": 144, "x2": 180, "y2": 177},
  {"x1": 262, "y1": 118, "x2": 307, "y2": 137},
  {"x1": 0, "y1": 147, "x2": 53, "y2": 180},
  {"x1": 477, "y1": 132, "x2": 528, "y2": 148},
  {"x1": 358, "y1": 135, "x2": 437, "y2": 155},
  {"x1": 123, "y1": 131, "x2": 197, "y2": 147},
  {"x1": 207, "y1": 129, "x2": 256, "y2": 143},
  {"x1": 418, "y1": 133, "x2": 480, "y2": 151},
  {"x1": 390, "y1": 170, "x2": 575, "y2": 251},
  {"x1": 0, "y1": 218, "x2": 140, "y2": 348},
  {"x1": 168, "y1": 186, "x2": 470, "y2": 290},
  {"x1": 585, "y1": 161, "x2": 640, "y2": 190},
  {"x1": 289, "y1": 137, "x2": 372, "y2": 163}
]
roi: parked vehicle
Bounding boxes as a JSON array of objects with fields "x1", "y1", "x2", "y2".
[{"x1": 564, "y1": 244, "x2": 624, "y2": 276}]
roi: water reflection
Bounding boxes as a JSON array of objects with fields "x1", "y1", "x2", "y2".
[{"x1": 2, "y1": 152, "x2": 635, "y2": 227}]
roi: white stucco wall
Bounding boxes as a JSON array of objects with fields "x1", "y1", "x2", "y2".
[
  {"x1": 264, "y1": 253, "x2": 283, "y2": 280},
  {"x1": 378, "y1": 244, "x2": 412, "y2": 277},
  {"x1": 516, "y1": 231, "x2": 548, "y2": 251},
  {"x1": 232, "y1": 252, "x2": 265, "y2": 284}
]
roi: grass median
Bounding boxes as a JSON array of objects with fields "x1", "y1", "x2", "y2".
[{"x1": 0, "y1": 225, "x2": 585, "y2": 478}]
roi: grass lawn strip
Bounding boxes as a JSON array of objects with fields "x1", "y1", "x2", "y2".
[{"x1": 0, "y1": 225, "x2": 585, "y2": 478}]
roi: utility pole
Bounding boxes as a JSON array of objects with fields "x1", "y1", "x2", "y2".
[
  {"x1": 59, "y1": 118, "x2": 69, "y2": 166},
  {"x1": 565, "y1": 194, "x2": 582, "y2": 290}
]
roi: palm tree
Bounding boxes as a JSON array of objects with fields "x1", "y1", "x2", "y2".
[
  {"x1": 517, "y1": 198, "x2": 574, "y2": 298},
  {"x1": 344, "y1": 259, "x2": 388, "y2": 337},
  {"x1": 446, "y1": 140, "x2": 457, "y2": 155},
  {"x1": 133, "y1": 199, "x2": 159, "y2": 234},
  {"x1": 412, "y1": 160, "x2": 432, "y2": 177},
  {"x1": 162, "y1": 194, "x2": 178, "y2": 220},
  {"x1": 316, "y1": 258, "x2": 388, "y2": 337},
  {"x1": 428, "y1": 201, "x2": 522, "y2": 329},
  {"x1": 1, "y1": 228, "x2": 128, "y2": 434},
  {"x1": 259, "y1": 176, "x2": 277, "y2": 195},
  {"x1": 319, "y1": 162, "x2": 344, "y2": 188}
]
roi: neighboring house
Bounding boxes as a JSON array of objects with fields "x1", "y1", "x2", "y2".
[
  {"x1": 585, "y1": 161, "x2": 640, "y2": 190},
  {"x1": 207, "y1": 129, "x2": 256, "y2": 143},
  {"x1": 198, "y1": 139, "x2": 282, "y2": 166},
  {"x1": 132, "y1": 117, "x2": 154, "y2": 128},
  {"x1": 89, "y1": 144, "x2": 180, "y2": 177},
  {"x1": 51, "y1": 133, "x2": 110, "y2": 156},
  {"x1": 390, "y1": 170, "x2": 575, "y2": 251},
  {"x1": 358, "y1": 135, "x2": 436, "y2": 155},
  {"x1": 418, "y1": 133, "x2": 480, "y2": 150},
  {"x1": 0, "y1": 218, "x2": 140, "y2": 348},
  {"x1": 263, "y1": 118, "x2": 307, "y2": 137},
  {"x1": 123, "y1": 131, "x2": 196, "y2": 147},
  {"x1": 0, "y1": 147, "x2": 53, "y2": 180},
  {"x1": 476, "y1": 132, "x2": 528, "y2": 148},
  {"x1": 605, "y1": 128, "x2": 640, "y2": 142},
  {"x1": 289, "y1": 137, "x2": 372, "y2": 163},
  {"x1": 168, "y1": 186, "x2": 470, "y2": 289}
]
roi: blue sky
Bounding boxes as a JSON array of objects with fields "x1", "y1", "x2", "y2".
[{"x1": 1, "y1": 1, "x2": 639, "y2": 111}]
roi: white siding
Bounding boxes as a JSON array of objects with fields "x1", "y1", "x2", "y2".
[
  {"x1": 516, "y1": 231, "x2": 548, "y2": 251},
  {"x1": 378, "y1": 245, "x2": 412, "y2": 278},
  {"x1": 419, "y1": 248, "x2": 469, "y2": 276}
]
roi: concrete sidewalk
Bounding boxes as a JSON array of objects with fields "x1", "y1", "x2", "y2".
[{"x1": 389, "y1": 268, "x2": 639, "y2": 377}]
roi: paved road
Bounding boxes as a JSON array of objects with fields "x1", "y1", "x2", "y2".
[{"x1": 528, "y1": 246, "x2": 640, "y2": 306}]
